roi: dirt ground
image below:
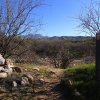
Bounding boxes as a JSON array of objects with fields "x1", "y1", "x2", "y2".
[
  {"x1": 0, "y1": 66, "x2": 70, "y2": 100},
  {"x1": 33, "y1": 68, "x2": 64, "y2": 100}
]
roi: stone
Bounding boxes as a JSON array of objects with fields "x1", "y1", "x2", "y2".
[
  {"x1": 0, "y1": 67, "x2": 5, "y2": 72},
  {"x1": 4, "y1": 80, "x2": 18, "y2": 88},
  {"x1": 5, "y1": 59, "x2": 14, "y2": 68},
  {"x1": 0, "y1": 72, "x2": 7, "y2": 78},
  {"x1": 23, "y1": 74, "x2": 33, "y2": 84},
  {"x1": 40, "y1": 78, "x2": 45, "y2": 82},
  {"x1": 3, "y1": 67, "x2": 13, "y2": 75},
  {"x1": 0, "y1": 65, "x2": 13, "y2": 75},
  {"x1": 15, "y1": 77, "x2": 21, "y2": 86},
  {"x1": 21, "y1": 76, "x2": 29, "y2": 86},
  {"x1": 24, "y1": 68, "x2": 28, "y2": 71},
  {"x1": 12, "y1": 81, "x2": 17, "y2": 87},
  {"x1": 13, "y1": 67, "x2": 22, "y2": 73},
  {"x1": 0, "y1": 54, "x2": 5, "y2": 65},
  {"x1": 33, "y1": 67, "x2": 40, "y2": 71},
  {"x1": 0, "y1": 58, "x2": 14, "y2": 75}
]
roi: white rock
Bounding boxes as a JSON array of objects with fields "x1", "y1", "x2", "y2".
[
  {"x1": 5, "y1": 59, "x2": 14, "y2": 68},
  {"x1": 0, "y1": 67, "x2": 5, "y2": 72},
  {"x1": 21, "y1": 77, "x2": 29, "y2": 86},
  {"x1": 12, "y1": 81, "x2": 17, "y2": 87},
  {"x1": 0, "y1": 72, "x2": 7, "y2": 78},
  {"x1": 33, "y1": 67, "x2": 40, "y2": 71},
  {"x1": 24, "y1": 69, "x2": 28, "y2": 71},
  {"x1": 0, "y1": 54, "x2": 5, "y2": 65},
  {"x1": 3, "y1": 66, "x2": 13, "y2": 75},
  {"x1": 24, "y1": 74, "x2": 33, "y2": 80},
  {"x1": 23, "y1": 74, "x2": 33, "y2": 84},
  {"x1": 40, "y1": 78, "x2": 45, "y2": 82}
]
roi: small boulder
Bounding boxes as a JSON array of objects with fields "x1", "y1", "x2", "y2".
[
  {"x1": 5, "y1": 59, "x2": 14, "y2": 68},
  {"x1": 24, "y1": 68, "x2": 28, "y2": 71},
  {"x1": 15, "y1": 77, "x2": 21, "y2": 86},
  {"x1": 21, "y1": 76, "x2": 29, "y2": 86},
  {"x1": 12, "y1": 81, "x2": 17, "y2": 87},
  {"x1": 0, "y1": 54, "x2": 5, "y2": 65},
  {"x1": 0, "y1": 72, "x2": 7, "y2": 78},
  {"x1": 13, "y1": 67, "x2": 22, "y2": 73},
  {"x1": 40, "y1": 78, "x2": 45, "y2": 82},
  {"x1": 0, "y1": 67, "x2": 5, "y2": 72},
  {"x1": 33, "y1": 67, "x2": 40, "y2": 71},
  {"x1": 23, "y1": 74, "x2": 33, "y2": 84},
  {"x1": 3, "y1": 67, "x2": 13, "y2": 75}
]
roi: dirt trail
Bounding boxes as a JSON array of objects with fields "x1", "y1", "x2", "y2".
[{"x1": 33, "y1": 68, "x2": 69, "y2": 100}]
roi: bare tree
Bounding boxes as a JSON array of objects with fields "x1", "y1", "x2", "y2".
[
  {"x1": 78, "y1": 1, "x2": 100, "y2": 97},
  {"x1": 0, "y1": 0, "x2": 42, "y2": 58},
  {"x1": 78, "y1": 1, "x2": 100, "y2": 36}
]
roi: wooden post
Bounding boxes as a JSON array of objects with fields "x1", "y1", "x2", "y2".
[{"x1": 96, "y1": 32, "x2": 100, "y2": 91}]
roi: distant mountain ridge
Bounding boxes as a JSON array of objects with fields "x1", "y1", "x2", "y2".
[
  {"x1": 23, "y1": 34, "x2": 92, "y2": 41},
  {"x1": 23, "y1": 34, "x2": 44, "y2": 39}
]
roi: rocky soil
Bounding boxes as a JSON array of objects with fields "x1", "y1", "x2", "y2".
[{"x1": 0, "y1": 66, "x2": 71, "y2": 100}]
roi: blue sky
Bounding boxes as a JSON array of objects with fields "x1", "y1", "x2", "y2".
[{"x1": 33, "y1": 0, "x2": 97, "y2": 36}]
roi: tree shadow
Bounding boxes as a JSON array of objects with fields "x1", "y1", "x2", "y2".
[{"x1": 51, "y1": 83, "x2": 72, "y2": 100}]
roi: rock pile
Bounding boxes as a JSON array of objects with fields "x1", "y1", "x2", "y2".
[
  {"x1": 0, "y1": 54, "x2": 34, "y2": 91},
  {"x1": 0, "y1": 54, "x2": 23, "y2": 79},
  {"x1": 3, "y1": 73, "x2": 34, "y2": 89},
  {"x1": 0, "y1": 54, "x2": 14, "y2": 78}
]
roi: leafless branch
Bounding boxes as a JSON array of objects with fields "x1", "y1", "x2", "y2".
[
  {"x1": 0, "y1": 0, "x2": 42, "y2": 57},
  {"x1": 78, "y1": 1, "x2": 100, "y2": 36}
]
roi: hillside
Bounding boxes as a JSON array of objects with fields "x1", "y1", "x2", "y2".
[{"x1": 23, "y1": 34, "x2": 92, "y2": 41}]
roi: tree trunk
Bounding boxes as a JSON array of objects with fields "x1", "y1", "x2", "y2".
[{"x1": 96, "y1": 32, "x2": 100, "y2": 97}]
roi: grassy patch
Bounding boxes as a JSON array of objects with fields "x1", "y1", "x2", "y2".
[
  {"x1": 15, "y1": 63, "x2": 51, "y2": 77},
  {"x1": 63, "y1": 64, "x2": 97, "y2": 100},
  {"x1": 65, "y1": 64, "x2": 95, "y2": 81}
]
